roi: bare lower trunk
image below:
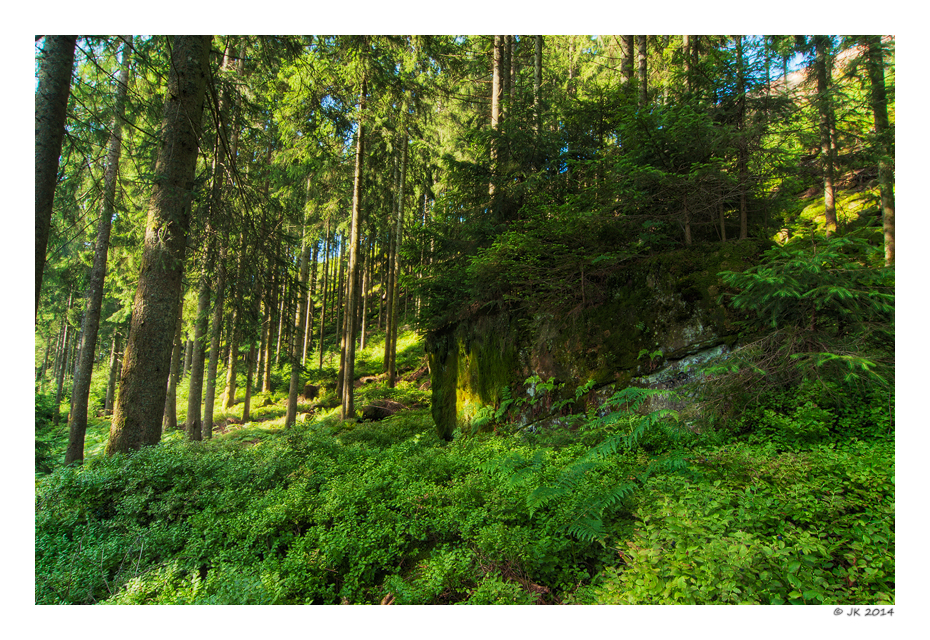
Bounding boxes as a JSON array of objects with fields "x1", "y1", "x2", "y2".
[
  {"x1": 341, "y1": 85, "x2": 366, "y2": 420},
  {"x1": 243, "y1": 343, "x2": 255, "y2": 422},
  {"x1": 107, "y1": 35, "x2": 211, "y2": 455},
  {"x1": 359, "y1": 236, "x2": 371, "y2": 350},
  {"x1": 66, "y1": 37, "x2": 131, "y2": 464},
  {"x1": 286, "y1": 221, "x2": 311, "y2": 428},
  {"x1": 163, "y1": 300, "x2": 183, "y2": 432},
  {"x1": 387, "y1": 137, "x2": 407, "y2": 388},
  {"x1": 317, "y1": 225, "x2": 331, "y2": 372},
  {"x1": 203, "y1": 247, "x2": 226, "y2": 439},
  {"x1": 104, "y1": 332, "x2": 120, "y2": 413},
  {"x1": 186, "y1": 275, "x2": 210, "y2": 441}
]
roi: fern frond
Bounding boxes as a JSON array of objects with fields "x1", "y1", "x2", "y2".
[
  {"x1": 584, "y1": 481, "x2": 637, "y2": 517},
  {"x1": 527, "y1": 484, "x2": 571, "y2": 514},
  {"x1": 565, "y1": 516, "x2": 606, "y2": 543}
]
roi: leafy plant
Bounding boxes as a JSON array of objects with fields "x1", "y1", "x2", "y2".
[{"x1": 484, "y1": 387, "x2": 689, "y2": 544}]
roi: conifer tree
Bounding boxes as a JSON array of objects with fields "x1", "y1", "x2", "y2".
[
  {"x1": 36, "y1": 35, "x2": 77, "y2": 319},
  {"x1": 66, "y1": 36, "x2": 131, "y2": 464},
  {"x1": 107, "y1": 35, "x2": 212, "y2": 455}
]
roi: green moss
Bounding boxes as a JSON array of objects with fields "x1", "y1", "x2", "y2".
[{"x1": 778, "y1": 187, "x2": 882, "y2": 241}]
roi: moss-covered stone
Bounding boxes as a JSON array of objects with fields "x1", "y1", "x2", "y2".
[{"x1": 427, "y1": 241, "x2": 765, "y2": 437}]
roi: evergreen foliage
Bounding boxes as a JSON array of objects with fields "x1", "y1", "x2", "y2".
[{"x1": 35, "y1": 34, "x2": 894, "y2": 606}]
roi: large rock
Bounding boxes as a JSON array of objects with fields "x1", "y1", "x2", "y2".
[{"x1": 426, "y1": 242, "x2": 763, "y2": 439}]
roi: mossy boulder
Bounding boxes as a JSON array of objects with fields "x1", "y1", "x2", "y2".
[{"x1": 426, "y1": 241, "x2": 764, "y2": 439}]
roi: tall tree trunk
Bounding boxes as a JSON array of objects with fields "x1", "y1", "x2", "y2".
[
  {"x1": 275, "y1": 268, "x2": 286, "y2": 366},
  {"x1": 502, "y1": 35, "x2": 512, "y2": 112},
  {"x1": 814, "y1": 36, "x2": 837, "y2": 236},
  {"x1": 534, "y1": 35, "x2": 543, "y2": 134},
  {"x1": 359, "y1": 234, "x2": 371, "y2": 350},
  {"x1": 243, "y1": 343, "x2": 255, "y2": 422},
  {"x1": 387, "y1": 136, "x2": 408, "y2": 388},
  {"x1": 262, "y1": 262, "x2": 276, "y2": 392},
  {"x1": 489, "y1": 35, "x2": 503, "y2": 198},
  {"x1": 186, "y1": 270, "x2": 210, "y2": 441},
  {"x1": 163, "y1": 296, "x2": 184, "y2": 432},
  {"x1": 302, "y1": 243, "x2": 318, "y2": 365},
  {"x1": 35, "y1": 35, "x2": 77, "y2": 319},
  {"x1": 334, "y1": 235, "x2": 346, "y2": 372},
  {"x1": 637, "y1": 35, "x2": 648, "y2": 106},
  {"x1": 736, "y1": 35, "x2": 749, "y2": 240},
  {"x1": 104, "y1": 331, "x2": 120, "y2": 413},
  {"x1": 866, "y1": 36, "x2": 895, "y2": 266},
  {"x1": 341, "y1": 81, "x2": 366, "y2": 420},
  {"x1": 182, "y1": 336, "x2": 192, "y2": 379},
  {"x1": 65, "y1": 37, "x2": 131, "y2": 464},
  {"x1": 256, "y1": 283, "x2": 269, "y2": 384},
  {"x1": 318, "y1": 222, "x2": 331, "y2": 371},
  {"x1": 223, "y1": 233, "x2": 247, "y2": 408},
  {"x1": 286, "y1": 218, "x2": 311, "y2": 428},
  {"x1": 55, "y1": 320, "x2": 71, "y2": 410},
  {"x1": 621, "y1": 35, "x2": 634, "y2": 88},
  {"x1": 203, "y1": 246, "x2": 227, "y2": 439},
  {"x1": 682, "y1": 35, "x2": 691, "y2": 91},
  {"x1": 106, "y1": 35, "x2": 211, "y2": 455}
]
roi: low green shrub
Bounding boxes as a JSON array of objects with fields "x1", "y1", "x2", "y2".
[{"x1": 593, "y1": 439, "x2": 894, "y2": 604}]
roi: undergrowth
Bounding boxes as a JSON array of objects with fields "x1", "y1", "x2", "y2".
[{"x1": 35, "y1": 319, "x2": 894, "y2": 605}]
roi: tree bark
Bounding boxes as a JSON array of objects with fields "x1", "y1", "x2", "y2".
[
  {"x1": 359, "y1": 234, "x2": 371, "y2": 350},
  {"x1": 387, "y1": 135, "x2": 408, "y2": 388},
  {"x1": 534, "y1": 35, "x2": 543, "y2": 134},
  {"x1": 262, "y1": 262, "x2": 276, "y2": 392},
  {"x1": 620, "y1": 36, "x2": 634, "y2": 88},
  {"x1": 302, "y1": 243, "x2": 318, "y2": 365},
  {"x1": 286, "y1": 217, "x2": 311, "y2": 428},
  {"x1": 814, "y1": 36, "x2": 837, "y2": 236},
  {"x1": 637, "y1": 36, "x2": 648, "y2": 106},
  {"x1": 318, "y1": 223, "x2": 331, "y2": 371},
  {"x1": 866, "y1": 36, "x2": 895, "y2": 266},
  {"x1": 682, "y1": 35, "x2": 691, "y2": 91},
  {"x1": 107, "y1": 35, "x2": 211, "y2": 455},
  {"x1": 54, "y1": 320, "x2": 71, "y2": 409},
  {"x1": 163, "y1": 298, "x2": 183, "y2": 432},
  {"x1": 104, "y1": 332, "x2": 121, "y2": 414},
  {"x1": 736, "y1": 35, "x2": 749, "y2": 240},
  {"x1": 341, "y1": 82, "x2": 366, "y2": 420},
  {"x1": 243, "y1": 343, "x2": 255, "y2": 422},
  {"x1": 489, "y1": 35, "x2": 503, "y2": 198},
  {"x1": 203, "y1": 246, "x2": 226, "y2": 439},
  {"x1": 66, "y1": 36, "x2": 131, "y2": 464},
  {"x1": 182, "y1": 336, "x2": 192, "y2": 379},
  {"x1": 186, "y1": 270, "x2": 210, "y2": 441},
  {"x1": 35, "y1": 35, "x2": 77, "y2": 319}
]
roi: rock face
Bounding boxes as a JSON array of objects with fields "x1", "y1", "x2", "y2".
[{"x1": 426, "y1": 242, "x2": 763, "y2": 439}]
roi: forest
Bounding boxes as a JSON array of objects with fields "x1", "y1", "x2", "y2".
[{"x1": 34, "y1": 34, "x2": 894, "y2": 607}]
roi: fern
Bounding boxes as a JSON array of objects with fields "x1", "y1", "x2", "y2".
[
  {"x1": 565, "y1": 516, "x2": 607, "y2": 543},
  {"x1": 491, "y1": 387, "x2": 689, "y2": 544}
]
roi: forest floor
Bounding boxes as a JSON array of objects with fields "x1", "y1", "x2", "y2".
[{"x1": 35, "y1": 328, "x2": 894, "y2": 605}]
